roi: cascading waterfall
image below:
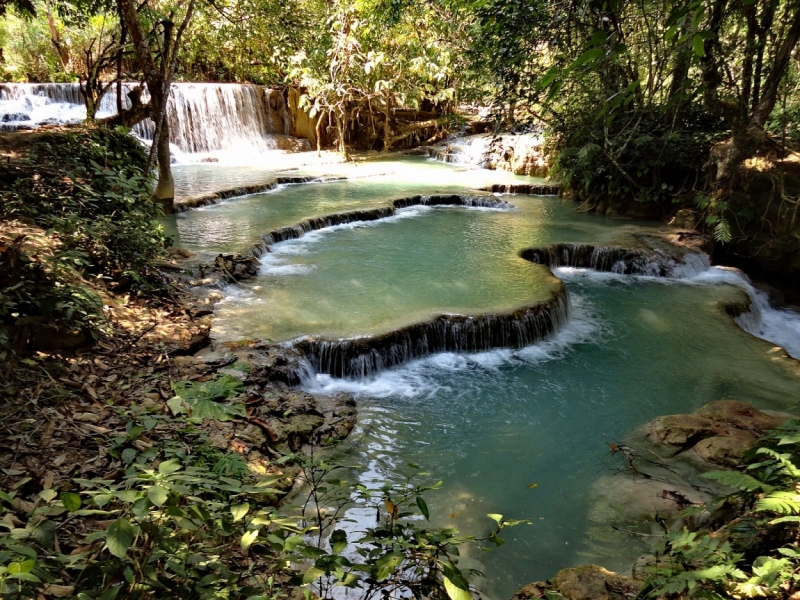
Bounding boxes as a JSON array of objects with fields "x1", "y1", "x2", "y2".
[
  {"x1": 0, "y1": 82, "x2": 296, "y2": 162},
  {"x1": 519, "y1": 242, "x2": 711, "y2": 277},
  {"x1": 294, "y1": 283, "x2": 571, "y2": 379},
  {"x1": 521, "y1": 242, "x2": 800, "y2": 359}
]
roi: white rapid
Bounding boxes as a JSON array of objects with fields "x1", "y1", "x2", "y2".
[{"x1": 0, "y1": 82, "x2": 298, "y2": 163}]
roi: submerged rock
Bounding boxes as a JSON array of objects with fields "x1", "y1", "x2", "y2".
[
  {"x1": 645, "y1": 399, "x2": 790, "y2": 468},
  {"x1": 647, "y1": 414, "x2": 723, "y2": 446},
  {"x1": 513, "y1": 565, "x2": 642, "y2": 600}
]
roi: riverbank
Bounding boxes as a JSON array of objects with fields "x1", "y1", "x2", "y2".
[{"x1": 513, "y1": 400, "x2": 800, "y2": 600}]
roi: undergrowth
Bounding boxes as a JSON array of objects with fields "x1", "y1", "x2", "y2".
[
  {"x1": 0, "y1": 126, "x2": 170, "y2": 348},
  {"x1": 0, "y1": 373, "x2": 521, "y2": 599},
  {"x1": 634, "y1": 420, "x2": 800, "y2": 599}
]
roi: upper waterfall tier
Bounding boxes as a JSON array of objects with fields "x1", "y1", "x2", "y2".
[{"x1": 0, "y1": 82, "x2": 295, "y2": 158}]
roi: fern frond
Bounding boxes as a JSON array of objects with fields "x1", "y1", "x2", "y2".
[
  {"x1": 755, "y1": 492, "x2": 800, "y2": 515},
  {"x1": 702, "y1": 470, "x2": 774, "y2": 493}
]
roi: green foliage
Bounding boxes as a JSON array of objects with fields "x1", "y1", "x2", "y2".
[
  {"x1": 639, "y1": 420, "x2": 800, "y2": 598},
  {"x1": 288, "y1": 452, "x2": 528, "y2": 599},
  {"x1": 166, "y1": 374, "x2": 246, "y2": 421},
  {"x1": 0, "y1": 127, "x2": 169, "y2": 345},
  {"x1": 550, "y1": 105, "x2": 726, "y2": 208},
  {"x1": 0, "y1": 380, "x2": 523, "y2": 599}
]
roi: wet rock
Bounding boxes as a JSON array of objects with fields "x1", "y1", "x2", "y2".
[
  {"x1": 693, "y1": 429, "x2": 758, "y2": 468},
  {"x1": 211, "y1": 253, "x2": 260, "y2": 282},
  {"x1": 168, "y1": 247, "x2": 195, "y2": 259},
  {"x1": 670, "y1": 208, "x2": 698, "y2": 229},
  {"x1": 697, "y1": 400, "x2": 786, "y2": 432},
  {"x1": 513, "y1": 565, "x2": 642, "y2": 600},
  {"x1": 645, "y1": 400, "x2": 790, "y2": 469},
  {"x1": 647, "y1": 414, "x2": 723, "y2": 446},
  {"x1": 2, "y1": 112, "x2": 31, "y2": 122}
]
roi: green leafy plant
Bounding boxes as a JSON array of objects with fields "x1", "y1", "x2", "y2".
[{"x1": 638, "y1": 420, "x2": 800, "y2": 598}]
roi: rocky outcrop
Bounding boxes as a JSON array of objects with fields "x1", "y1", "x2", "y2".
[
  {"x1": 479, "y1": 183, "x2": 561, "y2": 195},
  {"x1": 428, "y1": 133, "x2": 550, "y2": 176},
  {"x1": 188, "y1": 348, "x2": 357, "y2": 453},
  {"x1": 513, "y1": 565, "x2": 642, "y2": 600},
  {"x1": 647, "y1": 400, "x2": 787, "y2": 467},
  {"x1": 519, "y1": 242, "x2": 708, "y2": 277}
]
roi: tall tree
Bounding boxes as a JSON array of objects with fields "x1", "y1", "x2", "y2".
[{"x1": 118, "y1": 0, "x2": 194, "y2": 212}]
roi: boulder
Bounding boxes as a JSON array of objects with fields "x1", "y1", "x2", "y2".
[
  {"x1": 693, "y1": 429, "x2": 758, "y2": 468},
  {"x1": 513, "y1": 565, "x2": 641, "y2": 600},
  {"x1": 647, "y1": 414, "x2": 723, "y2": 446},
  {"x1": 697, "y1": 400, "x2": 786, "y2": 432}
]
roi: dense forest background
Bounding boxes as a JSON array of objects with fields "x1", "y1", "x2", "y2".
[
  {"x1": 3, "y1": 0, "x2": 799, "y2": 293},
  {"x1": 2, "y1": 1, "x2": 800, "y2": 598}
]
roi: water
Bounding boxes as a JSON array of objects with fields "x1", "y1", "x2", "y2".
[
  {"x1": 166, "y1": 157, "x2": 547, "y2": 252},
  {"x1": 0, "y1": 82, "x2": 296, "y2": 164},
  {"x1": 165, "y1": 158, "x2": 800, "y2": 598}
]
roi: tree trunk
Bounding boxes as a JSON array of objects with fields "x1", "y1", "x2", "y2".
[{"x1": 153, "y1": 121, "x2": 174, "y2": 213}]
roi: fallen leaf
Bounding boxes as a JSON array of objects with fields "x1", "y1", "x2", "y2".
[{"x1": 42, "y1": 584, "x2": 74, "y2": 597}]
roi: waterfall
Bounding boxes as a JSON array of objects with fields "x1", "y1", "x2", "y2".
[
  {"x1": 0, "y1": 82, "x2": 297, "y2": 162},
  {"x1": 294, "y1": 284, "x2": 571, "y2": 379},
  {"x1": 518, "y1": 243, "x2": 711, "y2": 277}
]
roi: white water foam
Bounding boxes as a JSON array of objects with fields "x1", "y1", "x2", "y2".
[{"x1": 299, "y1": 295, "x2": 604, "y2": 398}]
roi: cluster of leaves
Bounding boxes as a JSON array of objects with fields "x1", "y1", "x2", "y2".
[
  {"x1": 0, "y1": 127, "x2": 170, "y2": 345},
  {"x1": 289, "y1": 451, "x2": 527, "y2": 600},
  {"x1": 638, "y1": 420, "x2": 800, "y2": 598},
  {"x1": 0, "y1": 373, "x2": 521, "y2": 599},
  {"x1": 549, "y1": 105, "x2": 727, "y2": 210}
]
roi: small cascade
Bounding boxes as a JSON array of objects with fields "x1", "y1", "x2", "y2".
[
  {"x1": 480, "y1": 183, "x2": 561, "y2": 195},
  {"x1": 519, "y1": 243, "x2": 687, "y2": 276},
  {"x1": 294, "y1": 284, "x2": 571, "y2": 379},
  {"x1": 250, "y1": 194, "x2": 512, "y2": 256},
  {"x1": 521, "y1": 242, "x2": 800, "y2": 359}
]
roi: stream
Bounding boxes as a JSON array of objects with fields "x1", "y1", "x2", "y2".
[{"x1": 165, "y1": 156, "x2": 800, "y2": 599}]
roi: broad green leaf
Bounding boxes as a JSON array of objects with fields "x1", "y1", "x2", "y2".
[
  {"x1": 158, "y1": 459, "x2": 182, "y2": 474},
  {"x1": 231, "y1": 502, "x2": 250, "y2": 522},
  {"x1": 30, "y1": 519, "x2": 56, "y2": 549},
  {"x1": 106, "y1": 518, "x2": 134, "y2": 558},
  {"x1": 330, "y1": 529, "x2": 347, "y2": 554},
  {"x1": 166, "y1": 396, "x2": 186, "y2": 416},
  {"x1": 536, "y1": 66, "x2": 559, "y2": 90},
  {"x1": 240, "y1": 529, "x2": 259, "y2": 551},
  {"x1": 692, "y1": 35, "x2": 705, "y2": 57},
  {"x1": 188, "y1": 397, "x2": 246, "y2": 421},
  {"x1": 61, "y1": 492, "x2": 82, "y2": 513},
  {"x1": 375, "y1": 552, "x2": 404, "y2": 580},
  {"x1": 302, "y1": 566, "x2": 326, "y2": 583},
  {"x1": 568, "y1": 48, "x2": 603, "y2": 72},
  {"x1": 147, "y1": 486, "x2": 169, "y2": 507},
  {"x1": 416, "y1": 496, "x2": 429, "y2": 520},
  {"x1": 39, "y1": 488, "x2": 57, "y2": 503},
  {"x1": 444, "y1": 575, "x2": 472, "y2": 600}
]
